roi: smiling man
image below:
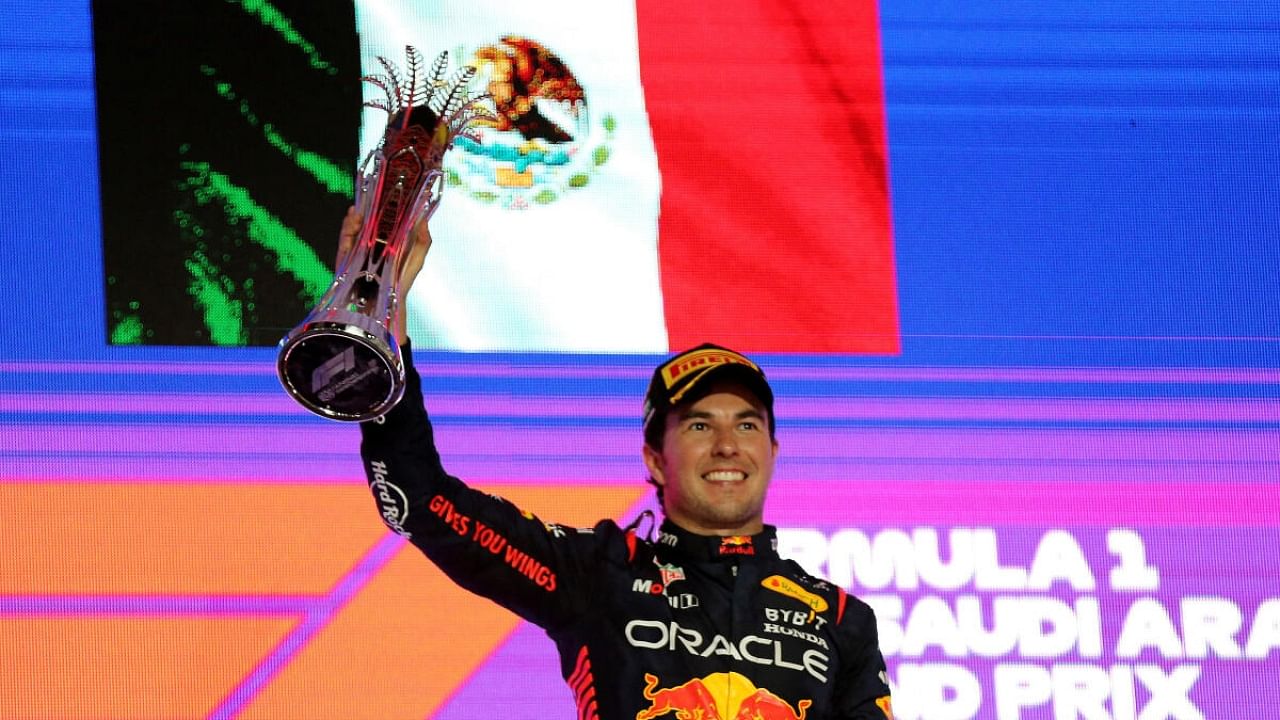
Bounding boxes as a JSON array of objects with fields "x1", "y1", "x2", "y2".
[
  {"x1": 641, "y1": 345, "x2": 779, "y2": 536},
  {"x1": 353, "y1": 212, "x2": 893, "y2": 719}
]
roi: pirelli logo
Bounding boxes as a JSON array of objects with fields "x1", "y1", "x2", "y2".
[{"x1": 661, "y1": 348, "x2": 759, "y2": 389}]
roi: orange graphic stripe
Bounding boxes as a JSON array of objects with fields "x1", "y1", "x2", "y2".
[
  {"x1": 0, "y1": 483, "x2": 387, "y2": 595},
  {"x1": 239, "y1": 485, "x2": 645, "y2": 719},
  {"x1": 237, "y1": 541, "x2": 524, "y2": 720},
  {"x1": 0, "y1": 616, "x2": 297, "y2": 720}
]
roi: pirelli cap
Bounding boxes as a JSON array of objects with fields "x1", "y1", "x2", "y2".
[{"x1": 643, "y1": 343, "x2": 775, "y2": 439}]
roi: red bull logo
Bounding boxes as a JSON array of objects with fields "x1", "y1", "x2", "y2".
[
  {"x1": 636, "y1": 672, "x2": 811, "y2": 720},
  {"x1": 718, "y1": 536, "x2": 756, "y2": 556}
]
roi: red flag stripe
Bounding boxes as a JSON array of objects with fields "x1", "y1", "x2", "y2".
[{"x1": 636, "y1": 0, "x2": 900, "y2": 353}]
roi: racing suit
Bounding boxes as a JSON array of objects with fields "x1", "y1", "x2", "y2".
[{"x1": 359, "y1": 351, "x2": 894, "y2": 720}]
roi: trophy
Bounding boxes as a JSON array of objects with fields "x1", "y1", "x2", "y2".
[{"x1": 277, "y1": 47, "x2": 491, "y2": 421}]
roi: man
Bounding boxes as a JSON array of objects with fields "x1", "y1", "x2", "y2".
[{"x1": 351, "y1": 210, "x2": 894, "y2": 719}]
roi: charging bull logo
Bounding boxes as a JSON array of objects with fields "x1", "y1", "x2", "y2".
[{"x1": 636, "y1": 672, "x2": 811, "y2": 720}]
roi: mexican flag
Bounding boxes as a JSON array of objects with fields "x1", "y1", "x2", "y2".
[{"x1": 356, "y1": 0, "x2": 898, "y2": 354}]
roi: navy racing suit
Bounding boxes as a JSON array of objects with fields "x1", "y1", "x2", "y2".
[{"x1": 359, "y1": 351, "x2": 894, "y2": 720}]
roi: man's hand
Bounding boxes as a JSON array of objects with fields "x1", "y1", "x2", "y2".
[{"x1": 337, "y1": 206, "x2": 433, "y2": 346}]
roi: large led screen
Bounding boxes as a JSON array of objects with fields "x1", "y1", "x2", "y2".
[{"x1": 1, "y1": 1, "x2": 1276, "y2": 718}]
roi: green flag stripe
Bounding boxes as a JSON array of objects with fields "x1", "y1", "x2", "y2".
[
  {"x1": 202, "y1": 65, "x2": 354, "y2": 197},
  {"x1": 231, "y1": 0, "x2": 340, "y2": 74},
  {"x1": 182, "y1": 160, "x2": 333, "y2": 301}
]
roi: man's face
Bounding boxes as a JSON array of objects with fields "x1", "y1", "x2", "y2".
[{"x1": 642, "y1": 380, "x2": 778, "y2": 536}]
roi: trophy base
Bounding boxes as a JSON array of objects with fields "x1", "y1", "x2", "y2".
[{"x1": 277, "y1": 323, "x2": 405, "y2": 422}]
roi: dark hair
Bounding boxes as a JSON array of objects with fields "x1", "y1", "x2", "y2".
[
  {"x1": 644, "y1": 413, "x2": 666, "y2": 505},
  {"x1": 644, "y1": 415, "x2": 666, "y2": 452}
]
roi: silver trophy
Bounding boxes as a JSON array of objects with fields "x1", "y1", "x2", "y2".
[{"x1": 277, "y1": 47, "x2": 491, "y2": 421}]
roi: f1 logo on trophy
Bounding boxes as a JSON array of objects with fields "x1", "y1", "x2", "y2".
[{"x1": 277, "y1": 47, "x2": 492, "y2": 421}]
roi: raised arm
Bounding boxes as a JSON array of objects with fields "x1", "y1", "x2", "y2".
[{"x1": 347, "y1": 211, "x2": 606, "y2": 629}]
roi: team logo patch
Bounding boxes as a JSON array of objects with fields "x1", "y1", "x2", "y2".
[
  {"x1": 718, "y1": 535, "x2": 756, "y2": 556},
  {"x1": 637, "y1": 672, "x2": 812, "y2": 720}
]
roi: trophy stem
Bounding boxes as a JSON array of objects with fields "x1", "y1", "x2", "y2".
[{"x1": 276, "y1": 46, "x2": 491, "y2": 421}]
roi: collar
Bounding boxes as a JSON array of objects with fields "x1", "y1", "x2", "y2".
[{"x1": 654, "y1": 519, "x2": 780, "y2": 562}]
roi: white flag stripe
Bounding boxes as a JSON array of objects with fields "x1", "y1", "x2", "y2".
[{"x1": 355, "y1": 0, "x2": 668, "y2": 352}]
